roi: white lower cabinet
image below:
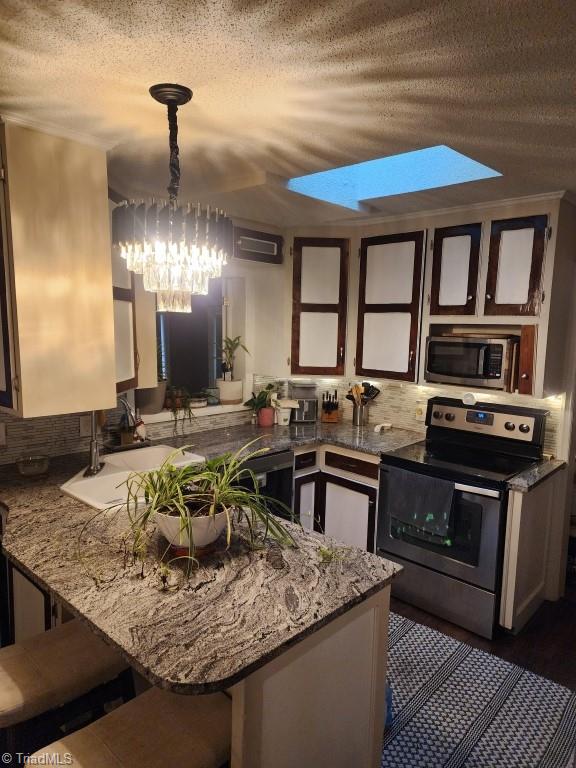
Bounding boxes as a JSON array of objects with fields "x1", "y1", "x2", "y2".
[
  {"x1": 10, "y1": 566, "x2": 51, "y2": 643},
  {"x1": 319, "y1": 474, "x2": 377, "y2": 552},
  {"x1": 295, "y1": 475, "x2": 317, "y2": 532}
]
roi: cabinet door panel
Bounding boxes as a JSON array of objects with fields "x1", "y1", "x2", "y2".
[
  {"x1": 299, "y1": 312, "x2": 339, "y2": 368},
  {"x1": 430, "y1": 223, "x2": 481, "y2": 315},
  {"x1": 315, "y1": 474, "x2": 377, "y2": 552},
  {"x1": 114, "y1": 299, "x2": 136, "y2": 385},
  {"x1": 292, "y1": 237, "x2": 348, "y2": 375},
  {"x1": 365, "y1": 241, "x2": 415, "y2": 304},
  {"x1": 439, "y1": 236, "x2": 470, "y2": 306},
  {"x1": 294, "y1": 474, "x2": 320, "y2": 532},
  {"x1": 301, "y1": 246, "x2": 341, "y2": 303},
  {"x1": 356, "y1": 231, "x2": 423, "y2": 381},
  {"x1": 324, "y1": 482, "x2": 370, "y2": 549},
  {"x1": 485, "y1": 215, "x2": 547, "y2": 316},
  {"x1": 494, "y1": 229, "x2": 534, "y2": 305},
  {"x1": 299, "y1": 479, "x2": 316, "y2": 531},
  {"x1": 113, "y1": 282, "x2": 138, "y2": 392},
  {"x1": 362, "y1": 312, "x2": 411, "y2": 373}
]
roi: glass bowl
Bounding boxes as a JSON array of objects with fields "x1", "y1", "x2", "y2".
[{"x1": 16, "y1": 455, "x2": 50, "y2": 477}]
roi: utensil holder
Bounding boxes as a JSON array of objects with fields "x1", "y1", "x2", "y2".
[{"x1": 352, "y1": 403, "x2": 369, "y2": 426}]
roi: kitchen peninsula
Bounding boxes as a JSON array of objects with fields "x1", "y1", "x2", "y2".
[{"x1": 1, "y1": 453, "x2": 400, "y2": 768}]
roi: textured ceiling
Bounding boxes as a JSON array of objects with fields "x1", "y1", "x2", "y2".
[{"x1": 1, "y1": 0, "x2": 575, "y2": 226}]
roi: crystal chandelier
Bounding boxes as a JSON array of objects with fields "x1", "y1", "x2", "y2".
[{"x1": 112, "y1": 84, "x2": 233, "y2": 312}]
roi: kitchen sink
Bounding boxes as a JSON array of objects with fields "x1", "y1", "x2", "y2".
[
  {"x1": 104, "y1": 444, "x2": 203, "y2": 473},
  {"x1": 61, "y1": 445, "x2": 205, "y2": 510}
]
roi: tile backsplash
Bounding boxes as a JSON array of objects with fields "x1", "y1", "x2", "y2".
[
  {"x1": 0, "y1": 377, "x2": 564, "y2": 466},
  {"x1": 0, "y1": 406, "x2": 251, "y2": 467},
  {"x1": 255, "y1": 375, "x2": 564, "y2": 457}
]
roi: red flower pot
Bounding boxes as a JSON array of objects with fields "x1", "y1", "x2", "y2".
[{"x1": 257, "y1": 407, "x2": 275, "y2": 427}]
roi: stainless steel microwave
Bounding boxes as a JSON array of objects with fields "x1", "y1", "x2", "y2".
[{"x1": 424, "y1": 336, "x2": 518, "y2": 391}]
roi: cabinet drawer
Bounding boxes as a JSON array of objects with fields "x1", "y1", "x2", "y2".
[
  {"x1": 324, "y1": 451, "x2": 379, "y2": 480},
  {"x1": 295, "y1": 451, "x2": 317, "y2": 470}
]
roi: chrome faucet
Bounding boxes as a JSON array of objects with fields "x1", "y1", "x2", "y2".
[
  {"x1": 83, "y1": 410, "x2": 104, "y2": 476},
  {"x1": 118, "y1": 394, "x2": 137, "y2": 429}
]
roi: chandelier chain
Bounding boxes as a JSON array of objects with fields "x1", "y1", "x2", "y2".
[{"x1": 167, "y1": 102, "x2": 180, "y2": 204}]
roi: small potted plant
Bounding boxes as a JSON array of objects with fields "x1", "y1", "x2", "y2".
[
  {"x1": 217, "y1": 335, "x2": 249, "y2": 405},
  {"x1": 125, "y1": 440, "x2": 295, "y2": 563},
  {"x1": 244, "y1": 383, "x2": 277, "y2": 427},
  {"x1": 167, "y1": 387, "x2": 194, "y2": 435}
]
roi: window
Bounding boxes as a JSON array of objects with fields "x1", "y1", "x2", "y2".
[{"x1": 158, "y1": 278, "x2": 223, "y2": 393}]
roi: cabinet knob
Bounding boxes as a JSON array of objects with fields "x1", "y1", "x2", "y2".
[
  {"x1": 521, "y1": 373, "x2": 529, "y2": 380},
  {"x1": 486, "y1": 293, "x2": 492, "y2": 300},
  {"x1": 467, "y1": 295, "x2": 473, "y2": 301}
]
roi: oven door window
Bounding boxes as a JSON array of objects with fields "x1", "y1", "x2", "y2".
[
  {"x1": 390, "y1": 492, "x2": 483, "y2": 567},
  {"x1": 427, "y1": 340, "x2": 490, "y2": 379}
]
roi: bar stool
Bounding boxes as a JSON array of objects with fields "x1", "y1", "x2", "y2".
[
  {"x1": 29, "y1": 686, "x2": 232, "y2": 767},
  {"x1": 0, "y1": 619, "x2": 132, "y2": 754}
]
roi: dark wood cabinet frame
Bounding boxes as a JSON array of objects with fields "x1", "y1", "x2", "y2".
[
  {"x1": 113, "y1": 275, "x2": 138, "y2": 393},
  {"x1": 0, "y1": 138, "x2": 14, "y2": 409},
  {"x1": 291, "y1": 237, "x2": 349, "y2": 375},
  {"x1": 484, "y1": 215, "x2": 548, "y2": 316},
  {"x1": 314, "y1": 473, "x2": 377, "y2": 553},
  {"x1": 518, "y1": 325, "x2": 537, "y2": 395},
  {"x1": 234, "y1": 226, "x2": 283, "y2": 264},
  {"x1": 356, "y1": 231, "x2": 424, "y2": 381},
  {"x1": 324, "y1": 450, "x2": 379, "y2": 480},
  {"x1": 430, "y1": 223, "x2": 481, "y2": 316}
]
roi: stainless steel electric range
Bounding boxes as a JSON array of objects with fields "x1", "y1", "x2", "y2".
[{"x1": 377, "y1": 396, "x2": 549, "y2": 638}]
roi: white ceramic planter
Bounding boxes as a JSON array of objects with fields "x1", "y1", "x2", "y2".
[
  {"x1": 217, "y1": 379, "x2": 243, "y2": 404},
  {"x1": 156, "y1": 509, "x2": 227, "y2": 548}
]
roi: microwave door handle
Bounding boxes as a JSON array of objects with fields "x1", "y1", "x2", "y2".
[{"x1": 477, "y1": 345, "x2": 487, "y2": 376}]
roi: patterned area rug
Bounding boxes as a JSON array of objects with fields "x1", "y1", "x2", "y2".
[{"x1": 383, "y1": 613, "x2": 576, "y2": 768}]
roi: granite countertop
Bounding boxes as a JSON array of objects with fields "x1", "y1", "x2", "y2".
[
  {"x1": 0, "y1": 453, "x2": 401, "y2": 694},
  {"x1": 161, "y1": 421, "x2": 562, "y2": 492},
  {"x1": 160, "y1": 421, "x2": 423, "y2": 460},
  {"x1": 507, "y1": 458, "x2": 566, "y2": 492}
]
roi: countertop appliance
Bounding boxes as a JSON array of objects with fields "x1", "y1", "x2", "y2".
[
  {"x1": 425, "y1": 335, "x2": 519, "y2": 391},
  {"x1": 292, "y1": 398, "x2": 318, "y2": 423},
  {"x1": 377, "y1": 396, "x2": 548, "y2": 638}
]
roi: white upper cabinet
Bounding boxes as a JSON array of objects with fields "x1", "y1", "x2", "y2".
[
  {"x1": 430, "y1": 223, "x2": 481, "y2": 315},
  {"x1": 356, "y1": 231, "x2": 424, "y2": 381},
  {"x1": 0, "y1": 121, "x2": 116, "y2": 417},
  {"x1": 291, "y1": 237, "x2": 348, "y2": 375},
  {"x1": 484, "y1": 215, "x2": 547, "y2": 316}
]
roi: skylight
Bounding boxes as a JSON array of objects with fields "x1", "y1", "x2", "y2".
[{"x1": 286, "y1": 145, "x2": 501, "y2": 210}]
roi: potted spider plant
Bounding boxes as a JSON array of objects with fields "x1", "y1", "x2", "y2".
[
  {"x1": 217, "y1": 335, "x2": 249, "y2": 404},
  {"x1": 125, "y1": 440, "x2": 295, "y2": 560},
  {"x1": 244, "y1": 382, "x2": 277, "y2": 427}
]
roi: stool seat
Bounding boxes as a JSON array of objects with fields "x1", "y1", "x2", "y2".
[
  {"x1": 30, "y1": 687, "x2": 232, "y2": 768},
  {"x1": 0, "y1": 619, "x2": 127, "y2": 728}
]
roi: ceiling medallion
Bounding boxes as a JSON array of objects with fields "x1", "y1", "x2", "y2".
[{"x1": 112, "y1": 83, "x2": 233, "y2": 312}]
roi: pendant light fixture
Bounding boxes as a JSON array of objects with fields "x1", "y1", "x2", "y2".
[{"x1": 112, "y1": 83, "x2": 233, "y2": 312}]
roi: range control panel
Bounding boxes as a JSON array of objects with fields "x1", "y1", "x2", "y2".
[{"x1": 428, "y1": 403, "x2": 537, "y2": 442}]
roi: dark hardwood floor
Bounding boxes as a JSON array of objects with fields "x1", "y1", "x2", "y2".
[{"x1": 391, "y1": 579, "x2": 576, "y2": 691}]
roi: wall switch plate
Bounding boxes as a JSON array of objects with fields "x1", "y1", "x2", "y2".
[
  {"x1": 79, "y1": 414, "x2": 92, "y2": 438},
  {"x1": 0, "y1": 423, "x2": 6, "y2": 447}
]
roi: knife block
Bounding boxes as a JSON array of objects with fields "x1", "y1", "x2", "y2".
[{"x1": 321, "y1": 408, "x2": 340, "y2": 423}]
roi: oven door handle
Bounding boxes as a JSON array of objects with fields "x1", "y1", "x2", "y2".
[{"x1": 454, "y1": 482, "x2": 500, "y2": 499}]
